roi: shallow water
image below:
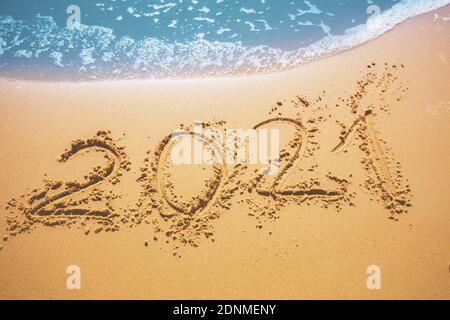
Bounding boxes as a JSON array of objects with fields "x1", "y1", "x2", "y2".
[{"x1": 0, "y1": 0, "x2": 448, "y2": 80}]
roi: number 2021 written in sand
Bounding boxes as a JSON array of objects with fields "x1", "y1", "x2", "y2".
[{"x1": 3, "y1": 64, "x2": 413, "y2": 249}]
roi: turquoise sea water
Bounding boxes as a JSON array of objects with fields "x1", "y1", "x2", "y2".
[{"x1": 0, "y1": 0, "x2": 448, "y2": 80}]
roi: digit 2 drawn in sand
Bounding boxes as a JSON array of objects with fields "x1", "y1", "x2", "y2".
[
  {"x1": 31, "y1": 135, "x2": 121, "y2": 217},
  {"x1": 239, "y1": 112, "x2": 353, "y2": 227},
  {"x1": 251, "y1": 117, "x2": 345, "y2": 199},
  {"x1": 5, "y1": 131, "x2": 131, "y2": 235}
]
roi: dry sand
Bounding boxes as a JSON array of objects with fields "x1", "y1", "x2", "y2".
[{"x1": 0, "y1": 7, "x2": 449, "y2": 299}]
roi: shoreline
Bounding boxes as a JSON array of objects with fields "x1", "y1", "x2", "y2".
[{"x1": 0, "y1": 4, "x2": 449, "y2": 84}]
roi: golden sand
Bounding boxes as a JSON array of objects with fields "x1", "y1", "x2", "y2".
[{"x1": 0, "y1": 8, "x2": 449, "y2": 299}]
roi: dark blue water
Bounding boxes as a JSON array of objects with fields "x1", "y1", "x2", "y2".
[{"x1": 0, "y1": 0, "x2": 448, "y2": 80}]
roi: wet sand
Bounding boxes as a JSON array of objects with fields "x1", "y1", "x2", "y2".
[{"x1": 0, "y1": 7, "x2": 449, "y2": 299}]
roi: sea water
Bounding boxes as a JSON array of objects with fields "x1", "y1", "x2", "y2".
[{"x1": 0, "y1": 0, "x2": 448, "y2": 80}]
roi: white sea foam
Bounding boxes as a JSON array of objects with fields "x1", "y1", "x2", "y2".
[{"x1": 291, "y1": 0, "x2": 450, "y2": 68}]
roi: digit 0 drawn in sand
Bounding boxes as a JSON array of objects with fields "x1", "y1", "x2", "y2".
[
  {"x1": 136, "y1": 121, "x2": 233, "y2": 249},
  {"x1": 155, "y1": 131, "x2": 226, "y2": 218},
  {"x1": 4, "y1": 131, "x2": 131, "y2": 240}
]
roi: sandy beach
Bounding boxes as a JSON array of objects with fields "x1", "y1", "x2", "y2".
[{"x1": 0, "y1": 7, "x2": 449, "y2": 299}]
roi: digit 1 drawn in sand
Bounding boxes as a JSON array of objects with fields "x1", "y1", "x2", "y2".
[
  {"x1": 365, "y1": 112, "x2": 396, "y2": 195},
  {"x1": 332, "y1": 111, "x2": 395, "y2": 193},
  {"x1": 4, "y1": 131, "x2": 131, "y2": 237},
  {"x1": 332, "y1": 110, "x2": 412, "y2": 217}
]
